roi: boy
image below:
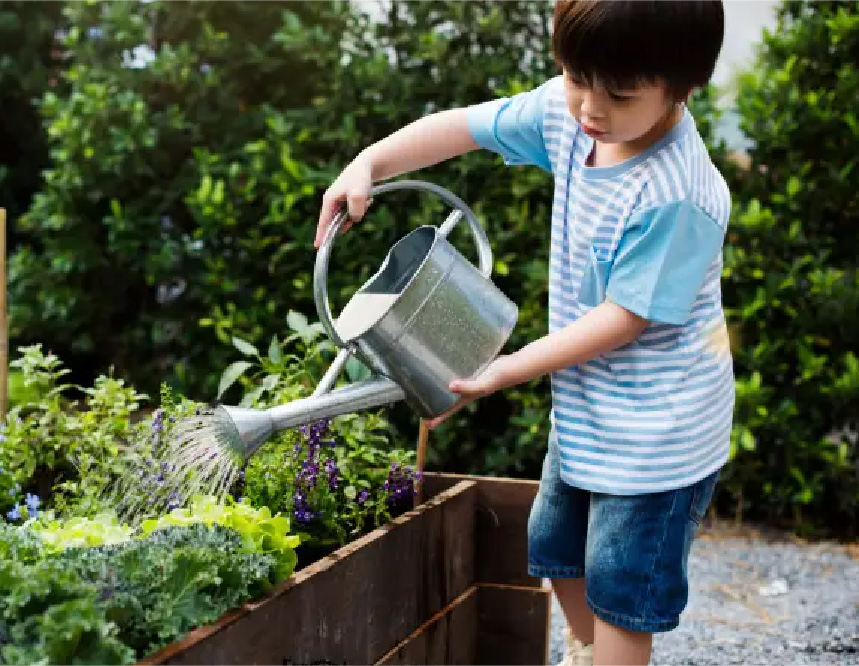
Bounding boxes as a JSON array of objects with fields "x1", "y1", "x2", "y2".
[{"x1": 315, "y1": 2, "x2": 730, "y2": 664}]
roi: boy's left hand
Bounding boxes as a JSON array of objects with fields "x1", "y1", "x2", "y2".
[{"x1": 425, "y1": 355, "x2": 515, "y2": 429}]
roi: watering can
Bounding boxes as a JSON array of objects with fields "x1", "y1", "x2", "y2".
[{"x1": 213, "y1": 180, "x2": 518, "y2": 462}]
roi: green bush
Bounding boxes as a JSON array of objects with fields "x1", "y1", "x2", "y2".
[
  {"x1": 0, "y1": 344, "x2": 147, "y2": 518},
  {"x1": 715, "y1": 0, "x2": 859, "y2": 536},
  {"x1": 0, "y1": 1, "x2": 65, "y2": 227}
]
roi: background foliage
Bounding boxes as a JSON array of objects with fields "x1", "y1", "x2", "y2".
[
  {"x1": 2, "y1": 0, "x2": 857, "y2": 536},
  {"x1": 713, "y1": 0, "x2": 859, "y2": 534}
]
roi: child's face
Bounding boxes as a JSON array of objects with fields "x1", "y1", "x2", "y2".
[{"x1": 563, "y1": 71, "x2": 678, "y2": 146}]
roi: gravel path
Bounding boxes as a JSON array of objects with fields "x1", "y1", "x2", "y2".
[{"x1": 547, "y1": 531, "x2": 859, "y2": 665}]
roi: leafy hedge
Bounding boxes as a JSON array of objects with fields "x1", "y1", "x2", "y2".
[
  {"x1": 5, "y1": 1, "x2": 859, "y2": 535},
  {"x1": 0, "y1": 2, "x2": 64, "y2": 235},
  {"x1": 713, "y1": 0, "x2": 859, "y2": 534}
]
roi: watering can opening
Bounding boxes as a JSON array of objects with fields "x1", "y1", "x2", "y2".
[
  {"x1": 336, "y1": 226, "x2": 438, "y2": 343},
  {"x1": 362, "y1": 226, "x2": 437, "y2": 295}
]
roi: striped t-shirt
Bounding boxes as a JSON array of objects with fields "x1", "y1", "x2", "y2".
[{"x1": 467, "y1": 76, "x2": 734, "y2": 494}]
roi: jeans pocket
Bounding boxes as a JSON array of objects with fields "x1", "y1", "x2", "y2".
[
  {"x1": 579, "y1": 245, "x2": 613, "y2": 307},
  {"x1": 689, "y1": 471, "x2": 719, "y2": 524}
]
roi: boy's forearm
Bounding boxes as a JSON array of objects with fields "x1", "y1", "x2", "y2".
[
  {"x1": 359, "y1": 108, "x2": 479, "y2": 181},
  {"x1": 499, "y1": 301, "x2": 649, "y2": 388}
]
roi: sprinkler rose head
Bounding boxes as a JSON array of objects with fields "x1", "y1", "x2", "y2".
[{"x1": 174, "y1": 405, "x2": 275, "y2": 465}]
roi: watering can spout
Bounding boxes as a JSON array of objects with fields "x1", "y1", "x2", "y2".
[{"x1": 220, "y1": 377, "x2": 406, "y2": 460}]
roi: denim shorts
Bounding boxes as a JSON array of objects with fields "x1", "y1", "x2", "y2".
[{"x1": 527, "y1": 433, "x2": 719, "y2": 633}]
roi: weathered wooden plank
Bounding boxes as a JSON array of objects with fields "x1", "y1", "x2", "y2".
[
  {"x1": 423, "y1": 472, "x2": 541, "y2": 588},
  {"x1": 141, "y1": 479, "x2": 477, "y2": 666},
  {"x1": 476, "y1": 583, "x2": 552, "y2": 666},
  {"x1": 376, "y1": 582, "x2": 551, "y2": 666},
  {"x1": 375, "y1": 586, "x2": 478, "y2": 665}
]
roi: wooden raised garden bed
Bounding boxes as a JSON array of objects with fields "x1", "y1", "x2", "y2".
[{"x1": 140, "y1": 473, "x2": 550, "y2": 665}]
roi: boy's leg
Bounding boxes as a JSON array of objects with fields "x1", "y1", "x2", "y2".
[
  {"x1": 526, "y1": 430, "x2": 592, "y2": 660},
  {"x1": 592, "y1": 617, "x2": 651, "y2": 666},
  {"x1": 552, "y1": 578, "x2": 594, "y2": 644},
  {"x1": 584, "y1": 470, "x2": 720, "y2": 666},
  {"x1": 553, "y1": 578, "x2": 595, "y2": 665}
]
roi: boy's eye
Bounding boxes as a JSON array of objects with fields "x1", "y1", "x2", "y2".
[{"x1": 608, "y1": 91, "x2": 635, "y2": 102}]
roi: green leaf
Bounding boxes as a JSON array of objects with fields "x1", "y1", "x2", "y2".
[
  {"x1": 740, "y1": 428, "x2": 756, "y2": 452},
  {"x1": 232, "y1": 336, "x2": 259, "y2": 357},
  {"x1": 345, "y1": 356, "x2": 372, "y2": 382},
  {"x1": 286, "y1": 310, "x2": 309, "y2": 336},
  {"x1": 217, "y1": 361, "x2": 253, "y2": 399},
  {"x1": 261, "y1": 374, "x2": 280, "y2": 392},
  {"x1": 239, "y1": 385, "x2": 265, "y2": 407},
  {"x1": 268, "y1": 336, "x2": 282, "y2": 364},
  {"x1": 786, "y1": 176, "x2": 800, "y2": 198}
]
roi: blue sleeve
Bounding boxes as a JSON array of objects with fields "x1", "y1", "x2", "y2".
[
  {"x1": 605, "y1": 200, "x2": 726, "y2": 325},
  {"x1": 466, "y1": 81, "x2": 552, "y2": 172}
]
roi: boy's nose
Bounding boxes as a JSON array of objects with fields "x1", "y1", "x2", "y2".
[{"x1": 579, "y1": 93, "x2": 606, "y2": 120}]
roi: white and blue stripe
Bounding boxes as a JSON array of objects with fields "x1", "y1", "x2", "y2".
[{"x1": 468, "y1": 76, "x2": 734, "y2": 494}]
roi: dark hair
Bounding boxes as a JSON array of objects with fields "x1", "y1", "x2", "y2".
[{"x1": 552, "y1": 0, "x2": 724, "y2": 100}]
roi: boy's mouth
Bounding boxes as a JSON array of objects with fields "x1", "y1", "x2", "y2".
[{"x1": 581, "y1": 123, "x2": 607, "y2": 138}]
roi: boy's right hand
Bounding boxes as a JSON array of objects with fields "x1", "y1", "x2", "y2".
[{"x1": 314, "y1": 156, "x2": 374, "y2": 249}]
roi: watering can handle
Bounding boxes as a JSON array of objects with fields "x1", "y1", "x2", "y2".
[{"x1": 314, "y1": 179, "x2": 494, "y2": 351}]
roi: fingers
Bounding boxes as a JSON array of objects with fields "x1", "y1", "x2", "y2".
[
  {"x1": 315, "y1": 195, "x2": 342, "y2": 248},
  {"x1": 448, "y1": 379, "x2": 467, "y2": 393},
  {"x1": 346, "y1": 190, "x2": 370, "y2": 222},
  {"x1": 314, "y1": 189, "x2": 371, "y2": 249}
]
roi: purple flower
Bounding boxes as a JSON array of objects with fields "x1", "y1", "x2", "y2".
[
  {"x1": 24, "y1": 493, "x2": 40, "y2": 512},
  {"x1": 292, "y1": 489, "x2": 316, "y2": 524},
  {"x1": 299, "y1": 459, "x2": 319, "y2": 487},
  {"x1": 294, "y1": 508, "x2": 315, "y2": 524},
  {"x1": 152, "y1": 409, "x2": 165, "y2": 434},
  {"x1": 324, "y1": 458, "x2": 339, "y2": 489},
  {"x1": 6, "y1": 505, "x2": 20, "y2": 521},
  {"x1": 384, "y1": 463, "x2": 418, "y2": 506},
  {"x1": 357, "y1": 490, "x2": 369, "y2": 505}
]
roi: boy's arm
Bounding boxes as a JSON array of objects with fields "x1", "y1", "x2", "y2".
[
  {"x1": 315, "y1": 109, "x2": 478, "y2": 246},
  {"x1": 316, "y1": 81, "x2": 554, "y2": 247},
  {"x1": 494, "y1": 301, "x2": 648, "y2": 388},
  {"x1": 361, "y1": 108, "x2": 479, "y2": 181},
  {"x1": 426, "y1": 301, "x2": 648, "y2": 428}
]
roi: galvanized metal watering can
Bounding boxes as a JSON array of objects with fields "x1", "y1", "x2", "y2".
[{"x1": 214, "y1": 180, "x2": 518, "y2": 461}]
